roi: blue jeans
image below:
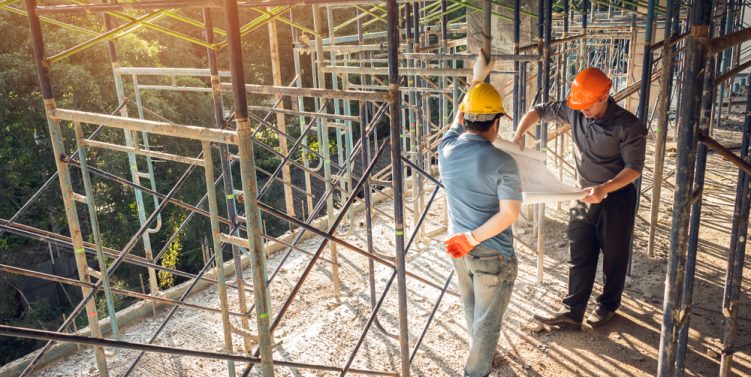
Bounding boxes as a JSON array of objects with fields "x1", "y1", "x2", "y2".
[{"x1": 452, "y1": 245, "x2": 518, "y2": 377}]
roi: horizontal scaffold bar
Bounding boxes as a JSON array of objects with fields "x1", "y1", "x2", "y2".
[
  {"x1": 50, "y1": 108, "x2": 238, "y2": 145},
  {"x1": 320, "y1": 66, "x2": 516, "y2": 76},
  {"x1": 222, "y1": 83, "x2": 391, "y2": 101},
  {"x1": 118, "y1": 66, "x2": 232, "y2": 77},
  {"x1": 247, "y1": 105, "x2": 360, "y2": 122},
  {"x1": 35, "y1": 0, "x2": 384, "y2": 14}
]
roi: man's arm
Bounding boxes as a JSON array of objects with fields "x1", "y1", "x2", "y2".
[
  {"x1": 581, "y1": 168, "x2": 641, "y2": 204},
  {"x1": 470, "y1": 200, "x2": 521, "y2": 242},
  {"x1": 512, "y1": 103, "x2": 570, "y2": 150},
  {"x1": 582, "y1": 119, "x2": 647, "y2": 203},
  {"x1": 511, "y1": 109, "x2": 541, "y2": 149}
]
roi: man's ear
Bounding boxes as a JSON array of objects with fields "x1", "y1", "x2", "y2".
[{"x1": 458, "y1": 111, "x2": 465, "y2": 126}]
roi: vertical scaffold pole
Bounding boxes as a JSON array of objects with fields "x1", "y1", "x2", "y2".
[
  {"x1": 312, "y1": 4, "x2": 342, "y2": 303},
  {"x1": 483, "y1": 0, "x2": 491, "y2": 65},
  {"x1": 23, "y1": 1, "x2": 109, "y2": 375},
  {"x1": 535, "y1": 0, "x2": 552, "y2": 284},
  {"x1": 222, "y1": 0, "x2": 275, "y2": 375},
  {"x1": 101, "y1": 1, "x2": 160, "y2": 299},
  {"x1": 512, "y1": 0, "x2": 521, "y2": 130},
  {"x1": 626, "y1": 14, "x2": 637, "y2": 112},
  {"x1": 636, "y1": 0, "x2": 657, "y2": 124},
  {"x1": 72, "y1": 122, "x2": 121, "y2": 346},
  {"x1": 719, "y1": 70, "x2": 751, "y2": 377},
  {"x1": 628, "y1": 0, "x2": 657, "y2": 277},
  {"x1": 200, "y1": 141, "x2": 236, "y2": 377},
  {"x1": 387, "y1": 0, "x2": 410, "y2": 375},
  {"x1": 675, "y1": 52, "x2": 716, "y2": 375},
  {"x1": 268, "y1": 11, "x2": 296, "y2": 219},
  {"x1": 580, "y1": 0, "x2": 588, "y2": 69},
  {"x1": 647, "y1": 0, "x2": 679, "y2": 257},
  {"x1": 657, "y1": 2, "x2": 712, "y2": 375},
  {"x1": 203, "y1": 8, "x2": 253, "y2": 355}
]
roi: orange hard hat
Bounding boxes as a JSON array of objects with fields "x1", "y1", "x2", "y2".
[{"x1": 567, "y1": 67, "x2": 612, "y2": 110}]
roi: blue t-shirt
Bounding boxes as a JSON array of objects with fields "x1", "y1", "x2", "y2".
[{"x1": 438, "y1": 124, "x2": 522, "y2": 256}]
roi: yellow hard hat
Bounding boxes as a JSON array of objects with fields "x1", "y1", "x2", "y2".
[{"x1": 459, "y1": 82, "x2": 505, "y2": 121}]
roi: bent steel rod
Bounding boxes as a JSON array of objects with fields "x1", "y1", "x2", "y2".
[
  {"x1": 340, "y1": 185, "x2": 441, "y2": 376},
  {"x1": 256, "y1": 101, "x2": 387, "y2": 201},
  {"x1": 239, "y1": 140, "x2": 389, "y2": 376},
  {"x1": 0, "y1": 325, "x2": 398, "y2": 376},
  {"x1": 246, "y1": 114, "x2": 343, "y2": 178}
]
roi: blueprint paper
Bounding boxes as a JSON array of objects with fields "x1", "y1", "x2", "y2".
[{"x1": 492, "y1": 138, "x2": 585, "y2": 204}]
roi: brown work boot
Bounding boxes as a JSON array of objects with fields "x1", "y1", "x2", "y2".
[
  {"x1": 586, "y1": 306, "x2": 615, "y2": 328},
  {"x1": 533, "y1": 310, "x2": 582, "y2": 330}
]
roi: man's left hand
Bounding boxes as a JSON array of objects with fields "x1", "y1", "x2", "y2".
[
  {"x1": 581, "y1": 186, "x2": 608, "y2": 204},
  {"x1": 472, "y1": 48, "x2": 495, "y2": 83},
  {"x1": 445, "y1": 232, "x2": 479, "y2": 258}
]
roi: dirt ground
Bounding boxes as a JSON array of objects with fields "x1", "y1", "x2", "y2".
[{"x1": 24, "y1": 121, "x2": 751, "y2": 377}]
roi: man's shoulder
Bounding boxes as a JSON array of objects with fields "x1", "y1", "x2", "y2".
[
  {"x1": 481, "y1": 145, "x2": 519, "y2": 171},
  {"x1": 611, "y1": 104, "x2": 646, "y2": 132}
]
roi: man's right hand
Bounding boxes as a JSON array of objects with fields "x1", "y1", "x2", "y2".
[{"x1": 511, "y1": 134, "x2": 525, "y2": 151}]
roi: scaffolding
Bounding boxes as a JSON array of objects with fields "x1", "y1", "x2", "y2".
[{"x1": 0, "y1": 0, "x2": 750, "y2": 376}]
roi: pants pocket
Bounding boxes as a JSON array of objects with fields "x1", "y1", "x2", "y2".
[{"x1": 471, "y1": 255, "x2": 517, "y2": 287}]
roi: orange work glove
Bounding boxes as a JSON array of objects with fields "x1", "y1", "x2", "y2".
[{"x1": 444, "y1": 232, "x2": 479, "y2": 259}]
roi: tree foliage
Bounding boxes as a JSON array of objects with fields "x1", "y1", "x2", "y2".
[{"x1": 0, "y1": 5, "x2": 353, "y2": 364}]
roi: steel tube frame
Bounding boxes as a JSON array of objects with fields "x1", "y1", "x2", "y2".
[{"x1": 657, "y1": 2, "x2": 712, "y2": 374}]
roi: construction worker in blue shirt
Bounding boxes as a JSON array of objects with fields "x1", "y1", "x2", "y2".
[{"x1": 439, "y1": 52, "x2": 523, "y2": 377}]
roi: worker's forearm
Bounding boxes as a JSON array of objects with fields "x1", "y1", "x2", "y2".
[
  {"x1": 513, "y1": 109, "x2": 540, "y2": 140},
  {"x1": 598, "y1": 168, "x2": 641, "y2": 194},
  {"x1": 471, "y1": 204, "x2": 521, "y2": 243}
]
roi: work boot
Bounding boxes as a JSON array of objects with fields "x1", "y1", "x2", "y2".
[
  {"x1": 586, "y1": 306, "x2": 615, "y2": 328},
  {"x1": 533, "y1": 310, "x2": 582, "y2": 330}
]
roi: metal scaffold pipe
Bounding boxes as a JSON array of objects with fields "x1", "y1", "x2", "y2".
[
  {"x1": 657, "y1": 1, "x2": 712, "y2": 375},
  {"x1": 647, "y1": 0, "x2": 679, "y2": 257},
  {"x1": 387, "y1": 0, "x2": 410, "y2": 375},
  {"x1": 221, "y1": 0, "x2": 274, "y2": 374}
]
